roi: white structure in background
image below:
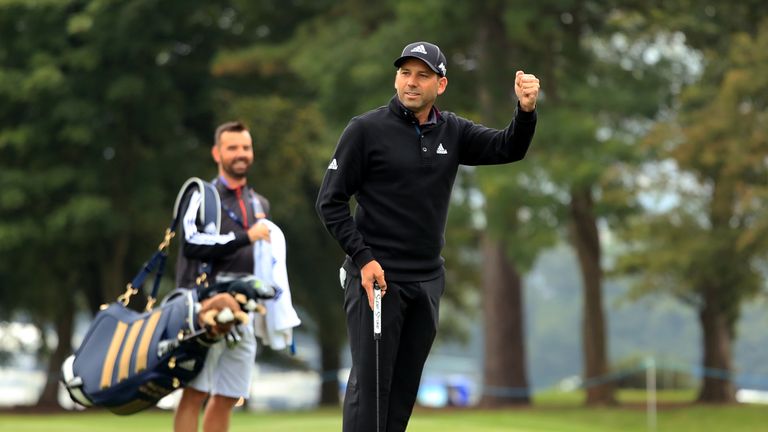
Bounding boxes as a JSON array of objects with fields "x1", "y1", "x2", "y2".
[
  {"x1": 0, "y1": 368, "x2": 44, "y2": 406},
  {"x1": 247, "y1": 365, "x2": 320, "y2": 411},
  {"x1": 156, "y1": 364, "x2": 321, "y2": 411},
  {"x1": 646, "y1": 357, "x2": 657, "y2": 432},
  {"x1": 736, "y1": 389, "x2": 768, "y2": 405}
]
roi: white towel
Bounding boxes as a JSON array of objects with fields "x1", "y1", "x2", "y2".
[{"x1": 252, "y1": 219, "x2": 301, "y2": 350}]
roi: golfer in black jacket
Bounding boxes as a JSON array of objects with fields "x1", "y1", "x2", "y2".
[{"x1": 316, "y1": 41, "x2": 540, "y2": 432}]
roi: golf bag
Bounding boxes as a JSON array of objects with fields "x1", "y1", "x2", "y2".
[
  {"x1": 61, "y1": 288, "x2": 213, "y2": 415},
  {"x1": 61, "y1": 277, "x2": 279, "y2": 415}
]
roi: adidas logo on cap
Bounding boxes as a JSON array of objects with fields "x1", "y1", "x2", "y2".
[{"x1": 395, "y1": 41, "x2": 447, "y2": 77}]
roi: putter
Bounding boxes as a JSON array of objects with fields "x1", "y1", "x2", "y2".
[{"x1": 373, "y1": 280, "x2": 382, "y2": 432}]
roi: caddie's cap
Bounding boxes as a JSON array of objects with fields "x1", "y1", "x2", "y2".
[{"x1": 394, "y1": 41, "x2": 447, "y2": 77}]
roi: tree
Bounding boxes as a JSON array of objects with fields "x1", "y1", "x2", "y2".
[
  {"x1": 0, "y1": 0, "x2": 229, "y2": 407},
  {"x1": 617, "y1": 17, "x2": 768, "y2": 403},
  {"x1": 493, "y1": 0, "x2": 682, "y2": 405},
  {"x1": 463, "y1": 1, "x2": 560, "y2": 406}
]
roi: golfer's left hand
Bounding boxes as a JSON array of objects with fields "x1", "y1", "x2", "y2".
[
  {"x1": 515, "y1": 70, "x2": 540, "y2": 112},
  {"x1": 361, "y1": 260, "x2": 387, "y2": 310}
]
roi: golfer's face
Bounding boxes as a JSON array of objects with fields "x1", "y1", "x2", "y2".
[
  {"x1": 394, "y1": 58, "x2": 447, "y2": 116},
  {"x1": 214, "y1": 130, "x2": 253, "y2": 179}
]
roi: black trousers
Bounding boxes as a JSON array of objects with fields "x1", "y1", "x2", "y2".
[{"x1": 342, "y1": 270, "x2": 444, "y2": 432}]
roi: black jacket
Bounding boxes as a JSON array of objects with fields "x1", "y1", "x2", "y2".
[{"x1": 316, "y1": 96, "x2": 537, "y2": 281}]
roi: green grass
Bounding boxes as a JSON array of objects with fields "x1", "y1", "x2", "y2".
[
  {"x1": 1, "y1": 391, "x2": 767, "y2": 432},
  {"x1": 534, "y1": 388, "x2": 698, "y2": 405}
]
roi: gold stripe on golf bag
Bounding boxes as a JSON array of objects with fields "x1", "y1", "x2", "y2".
[
  {"x1": 117, "y1": 319, "x2": 145, "y2": 382},
  {"x1": 135, "y1": 310, "x2": 163, "y2": 373},
  {"x1": 100, "y1": 321, "x2": 128, "y2": 389}
]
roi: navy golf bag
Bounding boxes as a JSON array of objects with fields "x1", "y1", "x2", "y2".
[
  {"x1": 61, "y1": 288, "x2": 213, "y2": 415},
  {"x1": 61, "y1": 277, "x2": 277, "y2": 415},
  {"x1": 61, "y1": 178, "x2": 217, "y2": 414}
]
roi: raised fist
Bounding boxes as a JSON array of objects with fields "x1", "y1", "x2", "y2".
[{"x1": 515, "y1": 70, "x2": 540, "y2": 112}]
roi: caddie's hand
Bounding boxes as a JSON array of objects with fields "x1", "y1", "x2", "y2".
[
  {"x1": 361, "y1": 260, "x2": 387, "y2": 310},
  {"x1": 515, "y1": 70, "x2": 540, "y2": 112},
  {"x1": 247, "y1": 221, "x2": 270, "y2": 243}
]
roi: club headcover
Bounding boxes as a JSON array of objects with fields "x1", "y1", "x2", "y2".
[{"x1": 198, "y1": 293, "x2": 249, "y2": 337}]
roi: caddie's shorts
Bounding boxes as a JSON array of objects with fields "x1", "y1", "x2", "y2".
[{"x1": 187, "y1": 320, "x2": 257, "y2": 399}]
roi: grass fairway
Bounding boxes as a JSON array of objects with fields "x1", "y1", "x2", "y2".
[{"x1": 2, "y1": 403, "x2": 768, "y2": 432}]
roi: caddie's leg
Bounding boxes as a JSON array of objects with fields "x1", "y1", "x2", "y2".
[
  {"x1": 202, "y1": 321, "x2": 256, "y2": 432},
  {"x1": 385, "y1": 274, "x2": 444, "y2": 432},
  {"x1": 174, "y1": 387, "x2": 208, "y2": 432},
  {"x1": 202, "y1": 394, "x2": 239, "y2": 432},
  {"x1": 342, "y1": 274, "x2": 404, "y2": 432},
  {"x1": 179, "y1": 337, "x2": 225, "y2": 431}
]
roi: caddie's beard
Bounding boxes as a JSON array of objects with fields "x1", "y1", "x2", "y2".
[{"x1": 223, "y1": 159, "x2": 251, "y2": 179}]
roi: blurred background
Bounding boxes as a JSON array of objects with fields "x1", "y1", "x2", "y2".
[{"x1": 1, "y1": 0, "x2": 768, "y2": 414}]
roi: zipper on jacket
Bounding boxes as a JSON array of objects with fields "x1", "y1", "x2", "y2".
[
  {"x1": 405, "y1": 108, "x2": 434, "y2": 167},
  {"x1": 413, "y1": 123, "x2": 434, "y2": 167}
]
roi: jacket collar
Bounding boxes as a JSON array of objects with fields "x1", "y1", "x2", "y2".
[
  {"x1": 388, "y1": 96, "x2": 443, "y2": 126},
  {"x1": 214, "y1": 176, "x2": 248, "y2": 194}
]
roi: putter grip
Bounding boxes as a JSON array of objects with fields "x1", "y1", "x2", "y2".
[{"x1": 373, "y1": 281, "x2": 382, "y2": 340}]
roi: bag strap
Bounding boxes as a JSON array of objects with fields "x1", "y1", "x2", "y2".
[
  {"x1": 211, "y1": 177, "x2": 265, "y2": 227},
  {"x1": 117, "y1": 180, "x2": 200, "y2": 311}
]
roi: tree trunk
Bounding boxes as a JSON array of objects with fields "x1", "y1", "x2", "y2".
[
  {"x1": 569, "y1": 187, "x2": 615, "y2": 405},
  {"x1": 697, "y1": 291, "x2": 736, "y2": 403},
  {"x1": 101, "y1": 233, "x2": 148, "y2": 312},
  {"x1": 101, "y1": 232, "x2": 129, "y2": 306},
  {"x1": 479, "y1": 233, "x2": 530, "y2": 407},
  {"x1": 318, "y1": 329, "x2": 341, "y2": 406},
  {"x1": 36, "y1": 294, "x2": 74, "y2": 410},
  {"x1": 695, "y1": 176, "x2": 737, "y2": 403}
]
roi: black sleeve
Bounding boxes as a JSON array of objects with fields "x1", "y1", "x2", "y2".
[
  {"x1": 179, "y1": 189, "x2": 250, "y2": 261},
  {"x1": 315, "y1": 118, "x2": 375, "y2": 268},
  {"x1": 458, "y1": 103, "x2": 537, "y2": 165}
]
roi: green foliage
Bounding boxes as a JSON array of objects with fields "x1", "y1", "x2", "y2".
[
  {"x1": 2, "y1": 0, "x2": 767, "y2": 409},
  {"x1": 0, "y1": 0, "x2": 228, "y2": 317},
  {"x1": 615, "y1": 18, "x2": 768, "y2": 331}
]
